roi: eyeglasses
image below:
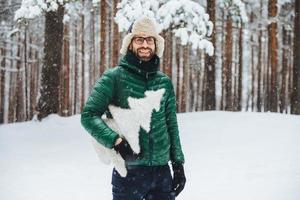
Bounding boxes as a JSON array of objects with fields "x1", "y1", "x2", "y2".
[{"x1": 133, "y1": 37, "x2": 155, "y2": 45}]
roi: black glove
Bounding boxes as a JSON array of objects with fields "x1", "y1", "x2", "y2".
[
  {"x1": 172, "y1": 163, "x2": 186, "y2": 197},
  {"x1": 113, "y1": 139, "x2": 137, "y2": 161}
]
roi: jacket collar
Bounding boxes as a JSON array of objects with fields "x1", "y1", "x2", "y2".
[{"x1": 119, "y1": 51, "x2": 160, "y2": 79}]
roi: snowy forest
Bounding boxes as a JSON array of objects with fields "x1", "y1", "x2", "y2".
[{"x1": 0, "y1": 0, "x2": 300, "y2": 124}]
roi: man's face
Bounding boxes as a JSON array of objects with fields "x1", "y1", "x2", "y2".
[{"x1": 129, "y1": 34, "x2": 156, "y2": 61}]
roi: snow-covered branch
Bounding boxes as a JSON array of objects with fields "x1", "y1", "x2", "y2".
[
  {"x1": 158, "y1": 0, "x2": 214, "y2": 55},
  {"x1": 14, "y1": 0, "x2": 81, "y2": 22},
  {"x1": 219, "y1": 0, "x2": 248, "y2": 24},
  {"x1": 115, "y1": 0, "x2": 214, "y2": 55}
]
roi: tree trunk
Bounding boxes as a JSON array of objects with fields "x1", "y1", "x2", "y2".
[
  {"x1": 24, "y1": 28, "x2": 29, "y2": 120},
  {"x1": 29, "y1": 36, "x2": 37, "y2": 118},
  {"x1": 220, "y1": 9, "x2": 225, "y2": 110},
  {"x1": 251, "y1": 42, "x2": 255, "y2": 111},
  {"x1": 237, "y1": 25, "x2": 243, "y2": 111},
  {"x1": 202, "y1": 57, "x2": 207, "y2": 109},
  {"x1": 280, "y1": 26, "x2": 288, "y2": 113},
  {"x1": 204, "y1": 0, "x2": 216, "y2": 110},
  {"x1": 265, "y1": 51, "x2": 271, "y2": 111},
  {"x1": 60, "y1": 23, "x2": 70, "y2": 116},
  {"x1": 195, "y1": 66, "x2": 201, "y2": 111},
  {"x1": 0, "y1": 40, "x2": 6, "y2": 123},
  {"x1": 224, "y1": 18, "x2": 233, "y2": 111},
  {"x1": 189, "y1": 63, "x2": 194, "y2": 111},
  {"x1": 100, "y1": 0, "x2": 107, "y2": 74},
  {"x1": 257, "y1": 4, "x2": 263, "y2": 112},
  {"x1": 16, "y1": 33, "x2": 24, "y2": 121},
  {"x1": 257, "y1": 35, "x2": 262, "y2": 112},
  {"x1": 37, "y1": 5, "x2": 64, "y2": 120},
  {"x1": 176, "y1": 40, "x2": 181, "y2": 112},
  {"x1": 291, "y1": 0, "x2": 300, "y2": 114},
  {"x1": 161, "y1": 31, "x2": 167, "y2": 72},
  {"x1": 81, "y1": 13, "x2": 85, "y2": 111},
  {"x1": 268, "y1": 0, "x2": 278, "y2": 112},
  {"x1": 163, "y1": 30, "x2": 172, "y2": 78},
  {"x1": 8, "y1": 62, "x2": 16, "y2": 122},
  {"x1": 181, "y1": 45, "x2": 189, "y2": 112},
  {"x1": 32, "y1": 49, "x2": 39, "y2": 117},
  {"x1": 90, "y1": 7, "x2": 96, "y2": 90},
  {"x1": 287, "y1": 28, "x2": 293, "y2": 112},
  {"x1": 73, "y1": 23, "x2": 78, "y2": 114},
  {"x1": 111, "y1": 0, "x2": 119, "y2": 67}
]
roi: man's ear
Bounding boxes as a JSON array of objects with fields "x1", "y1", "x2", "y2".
[{"x1": 128, "y1": 43, "x2": 133, "y2": 51}]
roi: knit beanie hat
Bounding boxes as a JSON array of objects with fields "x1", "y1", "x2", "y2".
[{"x1": 120, "y1": 16, "x2": 165, "y2": 58}]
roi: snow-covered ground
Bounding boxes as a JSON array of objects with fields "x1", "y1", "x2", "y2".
[{"x1": 1, "y1": 111, "x2": 300, "y2": 200}]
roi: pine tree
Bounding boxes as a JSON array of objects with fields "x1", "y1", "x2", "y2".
[
  {"x1": 37, "y1": 5, "x2": 64, "y2": 120},
  {"x1": 100, "y1": 0, "x2": 107, "y2": 74},
  {"x1": 0, "y1": 40, "x2": 6, "y2": 123},
  {"x1": 204, "y1": 0, "x2": 216, "y2": 110},
  {"x1": 224, "y1": 16, "x2": 233, "y2": 110},
  {"x1": 291, "y1": 0, "x2": 300, "y2": 114},
  {"x1": 268, "y1": 0, "x2": 278, "y2": 112}
]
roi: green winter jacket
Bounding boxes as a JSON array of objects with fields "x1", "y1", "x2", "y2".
[{"x1": 81, "y1": 51, "x2": 185, "y2": 166}]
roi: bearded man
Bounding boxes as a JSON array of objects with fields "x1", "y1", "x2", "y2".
[{"x1": 81, "y1": 16, "x2": 186, "y2": 200}]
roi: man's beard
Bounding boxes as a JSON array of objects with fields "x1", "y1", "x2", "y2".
[{"x1": 134, "y1": 47, "x2": 154, "y2": 61}]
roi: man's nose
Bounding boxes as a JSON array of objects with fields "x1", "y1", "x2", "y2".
[{"x1": 141, "y1": 39, "x2": 148, "y2": 47}]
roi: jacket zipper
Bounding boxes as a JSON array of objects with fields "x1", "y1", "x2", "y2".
[{"x1": 145, "y1": 72, "x2": 153, "y2": 166}]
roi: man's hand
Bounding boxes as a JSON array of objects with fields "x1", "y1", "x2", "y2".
[
  {"x1": 172, "y1": 163, "x2": 186, "y2": 197},
  {"x1": 113, "y1": 138, "x2": 137, "y2": 161}
]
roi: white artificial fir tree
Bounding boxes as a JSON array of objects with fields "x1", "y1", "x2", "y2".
[{"x1": 91, "y1": 89, "x2": 165, "y2": 177}]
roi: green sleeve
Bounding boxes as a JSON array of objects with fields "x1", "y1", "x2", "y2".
[
  {"x1": 165, "y1": 79, "x2": 185, "y2": 164},
  {"x1": 81, "y1": 69, "x2": 119, "y2": 148}
]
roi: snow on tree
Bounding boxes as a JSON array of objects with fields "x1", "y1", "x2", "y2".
[
  {"x1": 219, "y1": 0, "x2": 248, "y2": 24},
  {"x1": 14, "y1": 0, "x2": 80, "y2": 120},
  {"x1": 14, "y1": 0, "x2": 65, "y2": 21},
  {"x1": 14, "y1": 0, "x2": 82, "y2": 23},
  {"x1": 115, "y1": 0, "x2": 214, "y2": 56}
]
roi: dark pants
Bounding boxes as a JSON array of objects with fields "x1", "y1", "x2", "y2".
[{"x1": 111, "y1": 165, "x2": 175, "y2": 200}]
